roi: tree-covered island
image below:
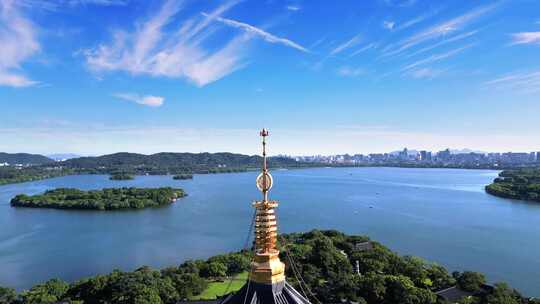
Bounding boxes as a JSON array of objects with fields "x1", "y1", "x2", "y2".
[
  {"x1": 173, "y1": 174, "x2": 193, "y2": 180},
  {"x1": 485, "y1": 169, "x2": 540, "y2": 202},
  {"x1": 10, "y1": 187, "x2": 186, "y2": 210},
  {"x1": 109, "y1": 173, "x2": 134, "y2": 180},
  {"x1": 0, "y1": 230, "x2": 534, "y2": 304}
]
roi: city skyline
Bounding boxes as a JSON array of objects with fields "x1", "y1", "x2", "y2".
[{"x1": 1, "y1": 0, "x2": 539, "y2": 155}]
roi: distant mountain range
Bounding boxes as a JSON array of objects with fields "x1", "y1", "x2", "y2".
[
  {"x1": 0, "y1": 153, "x2": 54, "y2": 165},
  {"x1": 46, "y1": 153, "x2": 82, "y2": 161},
  {"x1": 0, "y1": 148, "x2": 494, "y2": 168},
  {"x1": 60, "y1": 152, "x2": 299, "y2": 172}
]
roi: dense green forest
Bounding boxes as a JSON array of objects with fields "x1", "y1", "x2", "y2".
[
  {"x1": 0, "y1": 167, "x2": 69, "y2": 185},
  {"x1": 0, "y1": 153, "x2": 54, "y2": 165},
  {"x1": 0, "y1": 230, "x2": 534, "y2": 304},
  {"x1": 109, "y1": 173, "x2": 134, "y2": 180},
  {"x1": 10, "y1": 187, "x2": 185, "y2": 210},
  {"x1": 485, "y1": 169, "x2": 540, "y2": 202}
]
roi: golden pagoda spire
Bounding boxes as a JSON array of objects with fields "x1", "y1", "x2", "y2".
[{"x1": 250, "y1": 129, "x2": 285, "y2": 284}]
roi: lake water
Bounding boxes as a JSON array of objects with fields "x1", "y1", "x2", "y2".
[{"x1": 1, "y1": 167, "x2": 539, "y2": 296}]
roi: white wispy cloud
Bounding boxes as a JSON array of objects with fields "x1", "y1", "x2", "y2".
[
  {"x1": 0, "y1": 0, "x2": 40, "y2": 87},
  {"x1": 407, "y1": 67, "x2": 444, "y2": 79},
  {"x1": 83, "y1": 0, "x2": 252, "y2": 87},
  {"x1": 349, "y1": 43, "x2": 376, "y2": 57},
  {"x1": 383, "y1": 20, "x2": 395, "y2": 30},
  {"x1": 68, "y1": 0, "x2": 127, "y2": 6},
  {"x1": 203, "y1": 13, "x2": 309, "y2": 53},
  {"x1": 330, "y1": 34, "x2": 362, "y2": 56},
  {"x1": 394, "y1": 9, "x2": 441, "y2": 31},
  {"x1": 15, "y1": 0, "x2": 126, "y2": 11},
  {"x1": 84, "y1": 0, "x2": 307, "y2": 86},
  {"x1": 484, "y1": 70, "x2": 540, "y2": 94},
  {"x1": 337, "y1": 66, "x2": 366, "y2": 77},
  {"x1": 406, "y1": 30, "x2": 478, "y2": 58},
  {"x1": 396, "y1": 15, "x2": 428, "y2": 31},
  {"x1": 113, "y1": 93, "x2": 164, "y2": 107},
  {"x1": 383, "y1": 3, "x2": 498, "y2": 57},
  {"x1": 383, "y1": 0, "x2": 417, "y2": 8},
  {"x1": 510, "y1": 32, "x2": 540, "y2": 45},
  {"x1": 286, "y1": 5, "x2": 300, "y2": 11},
  {"x1": 401, "y1": 44, "x2": 474, "y2": 71}
]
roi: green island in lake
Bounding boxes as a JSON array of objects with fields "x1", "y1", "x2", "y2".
[
  {"x1": 485, "y1": 169, "x2": 540, "y2": 202},
  {"x1": 10, "y1": 187, "x2": 185, "y2": 210},
  {"x1": 0, "y1": 230, "x2": 532, "y2": 304},
  {"x1": 173, "y1": 174, "x2": 193, "y2": 180},
  {"x1": 109, "y1": 173, "x2": 135, "y2": 180}
]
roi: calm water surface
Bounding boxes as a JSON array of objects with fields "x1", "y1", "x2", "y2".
[{"x1": 1, "y1": 168, "x2": 539, "y2": 296}]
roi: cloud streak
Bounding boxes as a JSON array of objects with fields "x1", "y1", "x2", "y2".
[
  {"x1": 68, "y1": 0, "x2": 127, "y2": 6},
  {"x1": 286, "y1": 5, "x2": 300, "y2": 11},
  {"x1": 203, "y1": 13, "x2": 309, "y2": 53},
  {"x1": 407, "y1": 67, "x2": 444, "y2": 79},
  {"x1": 84, "y1": 0, "x2": 308, "y2": 87},
  {"x1": 113, "y1": 93, "x2": 164, "y2": 107},
  {"x1": 349, "y1": 43, "x2": 376, "y2": 57},
  {"x1": 330, "y1": 34, "x2": 362, "y2": 56},
  {"x1": 406, "y1": 30, "x2": 478, "y2": 58},
  {"x1": 510, "y1": 32, "x2": 540, "y2": 45},
  {"x1": 484, "y1": 70, "x2": 540, "y2": 94},
  {"x1": 337, "y1": 66, "x2": 366, "y2": 77},
  {"x1": 383, "y1": 3, "x2": 498, "y2": 57},
  {"x1": 383, "y1": 21, "x2": 395, "y2": 30},
  {"x1": 401, "y1": 44, "x2": 474, "y2": 72},
  {"x1": 0, "y1": 0, "x2": 40, "y2": 87}
]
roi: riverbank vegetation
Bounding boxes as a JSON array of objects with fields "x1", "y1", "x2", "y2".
[
  {"x1": 0, "y1": 230, "x2": 534, "y2": 304},
  {"x1": 10, "y1": 187, "x2": 185, "y2": 210},
  {"x1": 0, "y1": 166, "x2": 69, "y2": 185},
  {"x1": 486, "y1": 169, "x2": 540, "y2": 202}
]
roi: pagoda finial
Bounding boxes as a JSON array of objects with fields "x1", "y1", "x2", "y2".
[
  {"x1": 251, "y1": 129, "x2": 285, "y2": 284},
  {"x1": 256, "y1": 128, "x2": 273, "y2": 202}
]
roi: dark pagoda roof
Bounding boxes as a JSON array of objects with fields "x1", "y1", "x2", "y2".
[
  {"x1": 180, "y1": 280, "x2": 312, "y2": 304},
  {"x1": 221, "y1": 280, "x2": 311, "y2": 304}
]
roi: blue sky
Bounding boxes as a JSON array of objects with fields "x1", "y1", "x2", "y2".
[{"x1": 0, "y1": 0, "x2": 539, "y2": 156}]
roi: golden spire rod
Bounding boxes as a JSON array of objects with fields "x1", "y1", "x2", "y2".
[{"x1": 260, "y1": 128, "x2": 269, "y2": 201}]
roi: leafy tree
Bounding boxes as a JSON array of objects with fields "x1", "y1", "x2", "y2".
[
  {"x1": 20, "y1": 279, "x2": 68, "y2": 304},
  {"x1": 456, "y1": 271, "x2": 486, "y2": 292},
  {"x1": 200, "y1": 262, "x2": 228, "y2": 279},
  {"x1": 0, "y1": 286, "x2": 16, "y2": 304},
  {"x1": 483, "y1": 283, "x2": 520, "y2": 304}
]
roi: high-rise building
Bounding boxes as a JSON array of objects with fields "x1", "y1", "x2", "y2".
[
  {"x1": 529, "y1": 152, "x2": 536, "y2": 163},
  {"x1": 437, "y1": 149, "x2": 451, "y2": 161},
  {"x1": 420, "y1": 151, "x2": 432, "y2": 161}
]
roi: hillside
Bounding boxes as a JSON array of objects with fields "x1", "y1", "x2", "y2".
[
  {"x1": 486, "y1": 169, "x2": 540, "y2": 202},
  {"x1": 0, "y1": 153, "x2": 54, "y2": 165},
  {"x1": 0, "y1": 230, "x2": 530, "y2": 304},
  {"x1": 61, "y1": 152, "x2": 303, "y2": 174}
]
